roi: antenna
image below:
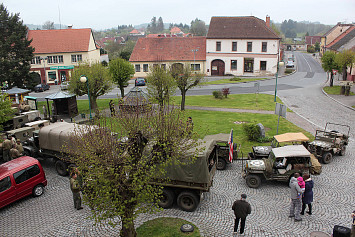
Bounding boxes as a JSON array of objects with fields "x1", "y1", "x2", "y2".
[{"x1": 58, "y1": 4, "x2": 62, "y2": 29}]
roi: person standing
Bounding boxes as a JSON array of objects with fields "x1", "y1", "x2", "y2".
[
  {"x1": 109, "y1": 100, "x2": 115, "y2": 117},
  {"x1": 232, "y1": 194, "x2": 252, "y2": 235},
  {"x1": 289, "y1": 173, "x2": 303, "y2": 221},
  {"x1": 301, "y1": 174, "x2": 314, "y2": 215},
  {"x1": 2, "y1": 136, "x2": 12, "y2": 162},
  {"x1": 351, "y1": 210, "x2": 355, "y2": 237},
  {"x1": 70, "y1": 172, "x2": 83, "y2": 210},
  {"x1": 16, "y1": 139, "x2": 24, "y2": 156},
  {"x1": 9, "y1": 144, "x2": 21, "y2": 160}
]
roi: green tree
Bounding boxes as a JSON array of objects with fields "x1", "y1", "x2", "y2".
[
  {"x1": 157, "y1": 17, "x2": 164, "y2": 32},
  {"x1": 147, "y1": 16, "x2": 157, "y2": 33},
  {"x1": 109, "y1": 58, "x2": 135, "y2": 98},
  {"x1": 69, "y1": 62, "x2": 113, "y2": 112},
  {"x1": 0, "y1": 4, "x2": 34, "y2": 89},
  {"x1": 321, "y1": 51, "x2": 339, "y2": 87},
  {"x1": 335, "y1": 50, "x2": 355, "y2": 81},
  {"x1": 190, "y1": 18, "x2": 207, "y2": 36},
  {"x1": 170, "y1": 63, "x2": 204, "y2": 110},
  {"x1": 65, "y1": 105, "x2": 199, "y2": 237},
  {"x1": 0, "y1": 93, "x2": 13, "y2": 131},
  {"x1": 146, "y1": 65, "x2": 176, "y2": 108},
  {"x1": 314, "y1": 42, "x2": 320, "y2": 52},
  {"x1": 271, "y1": 23, "x2": 282, "y2": 37}
]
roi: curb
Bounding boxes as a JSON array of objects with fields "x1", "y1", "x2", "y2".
[{"x1": 321, "y1": 86, "x2": 355, "y2": 112}]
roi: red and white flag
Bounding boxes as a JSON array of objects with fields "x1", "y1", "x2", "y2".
[{"x1": 228, "y1": 129, "x2": 233, "y2": 162}]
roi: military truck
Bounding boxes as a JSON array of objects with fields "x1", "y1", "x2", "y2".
[
  {"x1": 2, "y1": 110, "x2": 41, "y2": 131},
  {"x1": 153, "y1": 135, "x2": 219, "y2": 212},
  {"x1": 242, "y1": 145, "x2": 322, "y2": 188},
  {"x1": 307, "y1": 123, "x2": 350, "y2": 164},
  {"x1": 248, "y1": 132, "x2": 309, "y2": 160},
  {"x1": 23, "y1": 122, "x2": 93, "y2": 176}
]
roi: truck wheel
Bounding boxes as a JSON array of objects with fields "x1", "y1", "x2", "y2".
[
  {"x1": 158, "y1": 188, "x2": 175, "y2": 209},
  {"x1": 33, "y1": 184, "x2": 44, "y2": 197},
  {"x1": 216, "y1": 158, "x2": 227, "y2": 170},
  {"x1": 177, "y1": 191, "x2": 200, "y2": 212},
  {"x1": 24, "y1": 149, "x2": 31, "y2": 157},
  {"x1": 246, "y1": 175, "x2": 261, "y2": 188},
  {"x1": 55, "y1": 160, "x2": 68, "y2": 176},
  {"x1": 339, "y1": 146, "x2": 346, "y2": 156},
  {"x1": 322, "y1": 152, "x2": 333, "y2": 164}
]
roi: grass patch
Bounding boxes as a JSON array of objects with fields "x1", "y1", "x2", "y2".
[
  {"x1": 172, "y1": 94, "x2": 283, "y2": 111},
  {"x1": 203, "y1": 77, "x2": 267, "y2": 85},
  {"x1": 136, "y1": 217, "x2": 200, "y2": 237},
  {"x1": 323, "y1": 86, "x2": 355, "y2": 95}
]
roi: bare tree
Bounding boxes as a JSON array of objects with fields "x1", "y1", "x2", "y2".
[{"x1": 42, "y1": 21, "x2": 54, "y2": 30}]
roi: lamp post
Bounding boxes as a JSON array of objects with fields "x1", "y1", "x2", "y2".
[
  {"x1": 274, "y1": 61, "x2": 285, "y2": 102},
  {"x1": 40, "y1": 57, "x2": 48, "y2": 84},
  {"x1": 80, "y1": 75, "x2": 92, "y2": 119},
  {"x1": 192, "y1": 49, "x2": 199, "y2": 71}
]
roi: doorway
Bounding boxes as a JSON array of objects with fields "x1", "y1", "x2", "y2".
[
  {"x1": 244, "y1": 58, "x2": 254, "y2": 73},
  {"x1": 211, "y1": 59, "x2": 225, "y2": 76},
  {"x1": 60, "y1": 71, "x2": 67, "y2": 82}
]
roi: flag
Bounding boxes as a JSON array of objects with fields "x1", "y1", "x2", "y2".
[{"x1": 228, "y1": 129, "x2": 233, "y2": 162}]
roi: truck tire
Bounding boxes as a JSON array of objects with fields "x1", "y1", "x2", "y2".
[
  {"x1": 177, "y1": 191, "x2": 200, "y2": 212},
  {"x1": 339, "y1": 146, "x2": 346, "y2": 156},
  {"x1": 216, "y1": 158, "x2": 227, "y2": 170},
  {"x1": 322, "y1": 152, "x2": 333, "y2": 164},
  {"x1": 33, "y1": 184, "x2": 44, "y2": 197},
  {"x1": 158, "y1": 188, "x2": 175, "y2": 209},
  {"x1": 245, "y1": 175, "x2": 261, "y2": 188},
  {"x1": 55, "y1": 160, "x2": 69, "y2": 176}
]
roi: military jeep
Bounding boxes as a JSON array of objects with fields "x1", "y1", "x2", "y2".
[
  {"x1": 242, "y1": 145, "x2": 321, "y2": 188},
  {"x1": 307, "y1": 122, "x2": 350, "y2": 164}
]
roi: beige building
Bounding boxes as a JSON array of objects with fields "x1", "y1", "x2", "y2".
[
  {"x1": 28, "y1": 28, "x2": 100, "y2": 85},
  {"x1": 320, "y1": 23, "x2": 355, "y2": 56}
]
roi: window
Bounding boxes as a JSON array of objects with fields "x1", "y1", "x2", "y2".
[
  {"x1": 161, "y1": 64, "x2": 166, "y2": 70},
  {"x1": 216, "y1": 41, "x2": 221, "y2": 51},
  {"x1": 262, "y1": 42, "x2": 267, "y2": 52},
  {"x1": 231, "y1": 60, "x2": 237, "y2": 70},
  {"x1": 191, "y1": 64, "x2": 200, "y2": 71},
  {"x1": 247, "y1": 42, "x2": 252, "y2": 52},
  {"x1": 143, "y1": 64, "x2": 148, "y2": 72},
  {"x1": 0, "y1": 177, "x2": 11, "y2": 193},
  {"x1": 48, "y1": 71, "x2": 57, "y2": 81},
  {"x1": 31, "y1": 56, "x2": 41, "y2": 65},
  {"x1": 135, "y1": 64, "x2": 141, "y2": 72},
  {"x1": 260, "y1": 61, "x2": 267, "y2": 70},
  {"x1": 58, "y1": 55, "x2": 64, "y2": 63},
  {"x1": 14, "y1": 165, "x2": 40, "y2": 185},
  {"x1": 232, "y1": 42, "x2": 237, "y2": 51},
  {"x1": 27, "y1": 165, "x2": 40, "y2": 179},
  {"x1": 71, "y1": 54, "x2": 82, "y2": 63},
  {"x1": 47, "y1": 55, "x2": 63, "y2": 64}
]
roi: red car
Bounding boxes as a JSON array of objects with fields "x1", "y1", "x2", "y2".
[{"x1": 0, "y1": 156, "x2": 47, "y2": 209}]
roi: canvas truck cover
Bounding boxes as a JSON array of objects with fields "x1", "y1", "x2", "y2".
[
  {"x1": 272, "y1": 145, "x2": 311, "y2": 158},
  {"x1": 310, "y1": 154, "x2": 322, "y2": 175},
  {"x1": 39, "y1": 122, "x2": 94, "y2": 152},
  {"x1": 274, "y1": 132, "x2": 309, "y2": 143},
  {"x1": 160, "y1": 135, "x2": 218, "y2": 186}
]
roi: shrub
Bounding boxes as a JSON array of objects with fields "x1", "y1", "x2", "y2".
[
  {"x1": 230, "y1": 77, "x2": 241, "y2": 81},
  {"x1": 222, "y1": 88, "x2": 230, "y2": 98},
  {"x1": 257, "y1": 136, "x2": 272, "y2": 143},
  {"x1": 212, "y1": 90, "x2": 223, "y2": 99},
  {"x1": 243, "y1": 122, "x2": 261, "y2": 141},
  {"x1": 284, "y1": 69, "x2": 294, "y2": 74},
  {"x1": 307, "y1": 46, "x2": 315, "y2": 53}
]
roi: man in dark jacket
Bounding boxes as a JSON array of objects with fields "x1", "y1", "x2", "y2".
[{"x1": 232, "y1": 194, "x2": 252, "y2": 235}]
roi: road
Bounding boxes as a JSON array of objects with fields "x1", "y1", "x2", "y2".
[{"x1": 2, "y1": 52, "x2": 354, "y2": 236}]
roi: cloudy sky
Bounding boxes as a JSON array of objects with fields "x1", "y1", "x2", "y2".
[{"x1": 2, "y1": 0, "x2": 355, "y2": 30}]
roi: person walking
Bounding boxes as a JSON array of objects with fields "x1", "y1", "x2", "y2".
[
  {"x1": 70, "y1": 172, "x2": 83, "y2": 210},
  {"x1": 232, "y1": 194, "x2": 252, "y2": 235},
  {"x1": 2, "y1": 136, "x2": 12, "y2": 162},
  {"x1": 289, "y1": 173, "x2": 303, "y2": 221},
  {"x1": 300, "y1": 173, "x2": 314, "y2": 215}
]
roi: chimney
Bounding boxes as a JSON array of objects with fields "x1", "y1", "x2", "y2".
[
  {"x1": 68, "y1": 24, "x2": 73, "y2": 29},
  {"x1": 266, "y1": 15, "x2": 270, "y2": 27}
]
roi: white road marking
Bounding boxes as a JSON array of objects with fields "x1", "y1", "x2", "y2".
[{"x1": 301, "y1": 53, "x2": 312, "y2": 72}]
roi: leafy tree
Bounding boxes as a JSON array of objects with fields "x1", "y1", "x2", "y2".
[
  {"x1": 109, "y1": 58, "x2": 135, "y2": 97},
  {"x1": 170, "y1": 63, "x2": 204, "y2": 110},
  {"x1": 157, "y1": 17, "x2": 164, "y2": 32},
  {"x1": 271, "y1": 23, "x2": 282, "y2": 37},
  {"x1": 190, "y1": 18, "x2": 207, "y2": 36},
  {"x1": 335, "y1": 50, "x2": 355, "y2": 81},
  {"x1": 0, "y1": 4, "x2": 34, "y2": 89},
  {"x1": 146, "y1": 65, "x2": 176, "y2": 108},
  {"x1": 285, "y1": 29, "x2": 297, "y2": 38},
  {"x1": 65, "y1": 105, "x2": 199, "y2": 237},
  {"x1": 69, "y1": 62, "x2": 113, "y2": 112},
  {"x1": 314, "y1": 42, "x2": 320, "y2": 52},
  {"x1": 42, "y1": 20, "x2": 54, "y2": 30},
  {"x1": 321, "y1": 51, "x2": 339, "y2": 87},
  {"x1": 25, "y1": 72, "x2": 41, "y2": 91},
  {"x1": 0, "y1": 93, "x2": 13, "y2": 131},
  {"x1": 305, "y1": 32, "x2": 309, "y2": 37},
  {"x1": 147, "y1": 17, "x2": 157, "y2": 33}
]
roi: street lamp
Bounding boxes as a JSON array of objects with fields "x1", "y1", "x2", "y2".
[
  {"x1": 40, "y1": 57, "x2": 48, "y2": 84},
  {"x1": 192, "y1": 49, "x2": 199, "y2": 72},
  {"x1": 80, "y1": 75, "x2": 92, "y2": 119},
  {"x1": 274, "y1": 61, "x2": 285, "y2": 102}
]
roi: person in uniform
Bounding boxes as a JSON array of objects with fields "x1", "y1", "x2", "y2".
[
  {"x1": 109, "y1": 100, "x2": 115, "y2": 117},
  {"x1": 16, "y1": 139, "x2": 24, "y2": 155},
  {"x1": 9, "y1": 144, "x2": 21, "y2": 160},
  {"x1": 2, "y1": 136, "x2": 13, "y2": 162},
  {"x1": 70, "y1": 172, "x2": 83, "y2": 210},
  {"x1": 186, "y1": 117, "x2": 194, "y2": 134}
]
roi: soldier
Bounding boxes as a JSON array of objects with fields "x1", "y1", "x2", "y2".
[
  {"x1": 2, "y1": 136, "x2": 12, "y2": 162},
  {"x1": 70, "y1": 172, "x2": 83, "y2": 210},
  {"x1": 9, "y1": 144, "x2": 21, "y2": 160},
  {"x1": 16, "y1": 139, "x2": 24, "y2": 155},
  {"x1": 109, "y1": 100, "x2": 115, "y2": 117},
  {"x1": 186, "y1": 117, "x2": 194, "y2": 134}
]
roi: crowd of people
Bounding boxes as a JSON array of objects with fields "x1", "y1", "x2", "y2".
[{"x1": 1, "y1": 134, "x2": 24, "y2": 162}]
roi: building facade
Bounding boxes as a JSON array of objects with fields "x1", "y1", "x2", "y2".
[
  {"x1": 206, "y1": 16, "x2": 281, "y2": 76},
  {"x1": 320, "y1": 23, "x2": 355, "y2": 56},
  {"x1": 28, "y1": 28, "x2": 100, "y2": 85}
]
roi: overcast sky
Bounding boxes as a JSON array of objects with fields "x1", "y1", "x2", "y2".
[{"x1": 2, "y1": 0, "x2": 355, "y2": 30}]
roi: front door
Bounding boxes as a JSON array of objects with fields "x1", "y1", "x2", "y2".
[
  {"x1": 60, "y1": 71, "x2": 67, "y2": 83},
  {"x1": 244, "y1": 58, "x2": 254, "y2": 73},
  {"x1": 211, "y1": 60, "x2": 225, "y2": 76}
]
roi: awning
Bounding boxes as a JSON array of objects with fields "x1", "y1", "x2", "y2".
[{"x1": 3, "y1": 87, "x2": 30, "y2": 95}]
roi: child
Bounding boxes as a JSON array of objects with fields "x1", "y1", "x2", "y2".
[{"x1": 297, "y1": 176, "x2": 305, "y2": 198}]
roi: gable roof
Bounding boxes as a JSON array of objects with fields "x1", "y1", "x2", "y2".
[
  {"x1": 323, "y1": 23, "x2": 354, "y2": 37},
  {"x1": 327, "y1": 26, "x2": 355, "y2": 51},
  {"x1": 207, "y1": 16, "x2": 280, "y2": 39},
  {"x1": 130, "y1": 29, "x2": 140, "y2": 34},
  {"x1": 27, "y1": 29, "x2": 95, "y2": 54},
  {"x1": 170, "y1": 27, "x2": 182, "y2": 34},
  {"x1": 129, "y1": 37, "x2": 206, "y2": 62}
]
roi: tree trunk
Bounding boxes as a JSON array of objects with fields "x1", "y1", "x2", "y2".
[
  {"x1": 120, "y1": 207, "x2": 136, "y2": 237},
  {"x1": 181, "y1": 90, "x2": 186, "y2": 111},
  {"x1": 342, "y1": 66, "x2": 347, "y2": 81},
  {"x1": 329, "y1": 72, "x2": 334, "y2": 87},
  {"x1": 90, "y1": 96, "x2": 99, "y2": 114},
  {"x1": 120, "y1": 86, "x2": 125, "y2": 98}
]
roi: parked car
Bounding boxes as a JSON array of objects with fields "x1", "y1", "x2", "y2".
[
  {"x1": 0, "y1": 156, "x2": 47, "y2": 209},
  {"x1": 34, "y1": 84, "x2": 50, "y2": 92},
  {"x1": 286, "y1": 61, "x2": 295, "y2": 68},
  {"x1": 135, "y1": 78, "x2": 146, "y2": 86},
  {"x1": 60, "y1": 81, "x2": 69, "y2": 90}
]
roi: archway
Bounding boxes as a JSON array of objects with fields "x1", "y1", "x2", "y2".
[{"x1": 211, "y1": 59, "x2": 225, "y2": 76}]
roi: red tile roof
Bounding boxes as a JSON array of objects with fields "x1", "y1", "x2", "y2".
[
  {"x1": 129, "y1": 37, "x2": 206, "y2": 62},
  {"x1": 170, "y1": 27, "x2": 182, "y2": 34},
  {"x1": 28, "y1": 29, "x2": 94, "y2": 54},
  {"x1": 130, "y1": 29, "x2": 140, "y2": 34},
  {"x1": 207, "y1": 16, "x2": 280, "y2": 39},
  {"x1": 326, "y1": 26, "x2": 355, "y2": 51}
]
